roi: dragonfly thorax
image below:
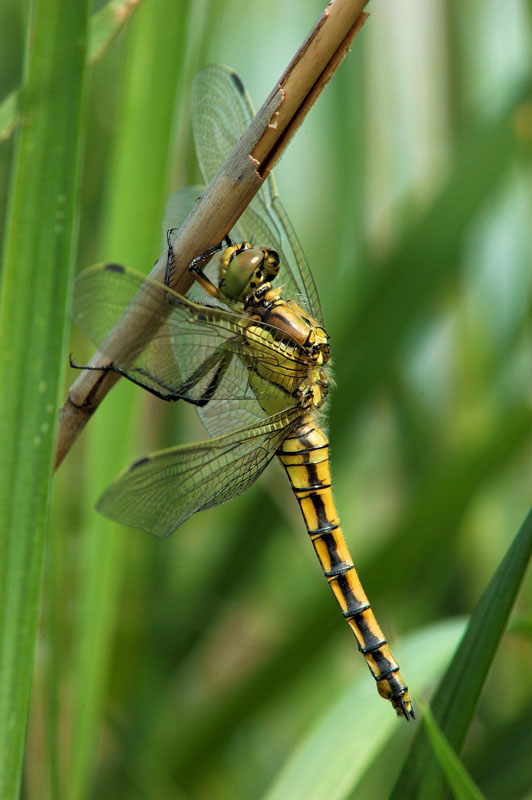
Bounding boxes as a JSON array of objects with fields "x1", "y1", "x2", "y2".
[
  {"x1": 249, "y1": 291, "x2": 331, "y2": 367},
  {"x1": 219, "y1": 242, "x2": 280, "y2": 301},
  {"x1": 244, "y1": 290, "x2": 331, "y2": 413}
]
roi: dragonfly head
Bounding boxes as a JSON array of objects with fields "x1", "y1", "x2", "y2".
[{"x1": 219, "y1": 242, "x2": 280, "y2": 301}]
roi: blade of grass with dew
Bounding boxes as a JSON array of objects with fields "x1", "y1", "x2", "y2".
[
  {"x1": 0, "y1": 0, "x2": 144, "y2": 142},
  {"x1": 262, "y1": 618, "x2": 466, "y2": 800},
  {"x1": 418, "y1": 699, "x2": 486, "y2": 800},
  {"x1": 64, "y1": 2, "x2": 192, "y2": 797},
  {"x1": 0, "y1": 0, "x2": 90, "y2": 796},
  {"x1": 389, "y1": 504, "x2": 532, "y2": 799}
]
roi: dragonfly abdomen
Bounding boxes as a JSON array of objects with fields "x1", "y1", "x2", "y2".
[{"x1": 277, "y1": 417, "x2": 414, "y2": 720}]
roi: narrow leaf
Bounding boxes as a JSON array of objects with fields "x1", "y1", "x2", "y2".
[
  {"x1": 0, "y1": 0, "x2": 90, "y2": 795},
  {"x1": 389, "y1": 505, "x2": 532, "y2": 798},
  {"x1": 419, "y1": 699, "x2": 486, "y2": 800}
]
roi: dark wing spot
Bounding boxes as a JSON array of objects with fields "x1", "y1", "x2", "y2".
[
  {"x1": 104, "y1": 263, "x2": 125, "y2": 273},
  {"x1": 229, "y1": 70, "x2": 245, "y2": 95},
  {"x1": 131, "y1": 456, "x2": 150, "y2": 470}
]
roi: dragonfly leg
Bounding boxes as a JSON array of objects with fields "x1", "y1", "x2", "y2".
[
  {"x1": 69, "y1": 356, "x2": 183, "y2": 402},
  {"x1": 164, "y1": 226, "x2": 229, "y2": 299},
  {"x1": 164, "y1": 227, "x2": 202, "y2": 288},
  {"x1": 188, "y1": 250, "x2": 223, "y2": 299},
  {"x1": 69, "y1": 345, "x2": 233, "y2": 408},
  {"x1": 164, "y1": 227, "x2": 179, "y2": 288},
  {"x1": 176, "y1": 347, "x2": 233, "y2": 407}
]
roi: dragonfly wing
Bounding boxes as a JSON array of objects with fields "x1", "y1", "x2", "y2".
[
  {"x1": 192, "y1": 65, "x2": 253, "y2": 188},
  {"x1": 192, "y1": 64, "x2": 322, "y2": 322},
  {"x1": 73, "y1": 264, "x2": 305, "y2": 437},
  {"x1": 161, "y1": 184, "x2": 203, "y2": 252},
  {"x1": 234, "y1": 193, "x2": 322, "y2": 322},
  {"x1": 268, "y1": 193, "x2": 321, "y2": 321},
  {"x1": 162, "y1": 184, "x2": 222, "y2": 307},
  {"x1": 97, "y1": 407, "x2": 299, "y2": 536}
]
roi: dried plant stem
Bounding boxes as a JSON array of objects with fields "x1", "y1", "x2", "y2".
[{"x1": 55, "y1": 0, "x2": 369, "y2": 468}]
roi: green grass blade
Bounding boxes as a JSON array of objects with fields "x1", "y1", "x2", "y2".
[
  {"x1": 0, "y1": 0, "x2": 90, "y2": 796},
  {"x1": 0, "y1": 0, "x2": 144, "y2": 142},
  {"x1": 418, "y1": 699, "x2": 486, "y2": 800},
  {"x1": 262, "y1": 619, "x2": 466, "y2": 800},
  {"x1": 389, "y1": 505, "x2": 532, "y2": 799}
]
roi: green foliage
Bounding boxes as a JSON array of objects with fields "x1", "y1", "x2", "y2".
[
  {"x1": 0, "y1": 0, "x2": 142, "y2": 142},
  {"x1": 1, "y1": 1, "x2": 532, "y2": 798},
  {"x1": 417, "y1": 700, "x2": 486, "y2": 800},
  {"x1": 0, "y1": 0, "x2": 90, "y2": 796}
]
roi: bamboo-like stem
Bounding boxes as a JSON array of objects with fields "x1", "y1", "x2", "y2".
[{"x1": 55, "y1": 0, "x2": 369, "y2": 468}]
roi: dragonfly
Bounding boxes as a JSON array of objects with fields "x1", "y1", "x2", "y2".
[{"x1": 73, "y1": 65, "x2": 413, "y2": 720}]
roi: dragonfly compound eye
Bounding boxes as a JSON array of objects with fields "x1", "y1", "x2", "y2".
[{"x1": 220, "y1": 246, "x2": 266, "y2": 300}]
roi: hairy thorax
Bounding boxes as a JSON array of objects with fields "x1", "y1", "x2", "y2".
[{"x1": 238, "y1": 284, "x2": 330, "y2": 417}]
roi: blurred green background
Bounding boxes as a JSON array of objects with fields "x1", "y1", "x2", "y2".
[{"x1": 1, "y1": 0, "x2": 532, "y2": 798}]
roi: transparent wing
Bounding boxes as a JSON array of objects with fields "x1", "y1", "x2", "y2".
[
  {"x1": 192, "y1": 64, "x2": 322, "y2": 322},
  {"x1": 73, "y1": 264, "x2": 307, "y2": 437},
  {"x1": 163, "y1": 184, "x2": 238, "y2": 309},
  {"x1": 161, "y1": 184, "x2": 221, "y2": 307},
  {"x1": 97, "y1": 407, "x2": 299, "y2": 536},
  {"x1": 161, "y1": 184, "x2": 203, "y2": 253}
]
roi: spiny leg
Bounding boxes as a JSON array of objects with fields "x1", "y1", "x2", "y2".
[
  {"x1": 165, "y1": 228, "x2": 232, "y2": 297},
  {"x1": 69, "y1": 344, "x2": 233, "y2": 407},
  {"x1": 174, "y1": 347, "x2": 233, "y2": 407}
]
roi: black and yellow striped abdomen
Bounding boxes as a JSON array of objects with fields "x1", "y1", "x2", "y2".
[{"x1": 278, "y1": 416, "x2": 414, "y2": 720}]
